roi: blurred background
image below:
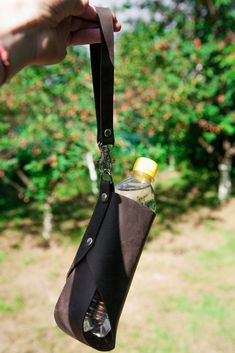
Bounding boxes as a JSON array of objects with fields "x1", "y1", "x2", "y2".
[{"x1": 0, "y1": 1, "x2": 234, "y2": 352}]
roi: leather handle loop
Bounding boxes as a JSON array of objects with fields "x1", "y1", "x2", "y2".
[
  {"x1": 90, "y1": 7, "x2": 115, "y2": 146},
  {"x1": 96, "y1": 7, "x2": 114, "y2": 65}
]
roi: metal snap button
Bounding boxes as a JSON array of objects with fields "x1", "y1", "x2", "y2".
[
  {"x1": 101, "y1": 193, "x2": 108, "y2": 202},
  {"x1": 104, "y1": 129, "x2": 112, "y2": 138},
  {"x1": 86, "y1": 238, "x2": 93, "y2": 246}
]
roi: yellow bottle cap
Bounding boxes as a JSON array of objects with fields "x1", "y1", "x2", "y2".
[{"x1": 133, "y1": 157, "x2": 158, "y2": 178}]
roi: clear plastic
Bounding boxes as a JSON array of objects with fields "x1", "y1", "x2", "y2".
[
  {"x1": 83, "y1": 291, "x2": 111, "y2": 338},
  {"x1": 115, "y1": 171, "x2": 157, "y2": 212}
]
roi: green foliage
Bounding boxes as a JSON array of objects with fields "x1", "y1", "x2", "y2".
[
  {"x1": 0, "y1": 48, "x2": 97, "y2": 203},
  {"x1": 116, "y1": 0, "x2": 235, "y2": 171}
]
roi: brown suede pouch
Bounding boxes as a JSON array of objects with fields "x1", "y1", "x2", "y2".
[{"x1": 54, "y1": 181, "x2": 155, "y2": 351}]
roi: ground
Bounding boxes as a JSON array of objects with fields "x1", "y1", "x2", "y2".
[{"x1": 0, "y1": 198, "x2": 235, "y2": 353}]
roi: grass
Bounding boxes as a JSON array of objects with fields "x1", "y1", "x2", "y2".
[
  {"x1": 117, "y1": 284, "x2": 235, "y2": 352},
  {"x1": 164, "y1": 294, "x2": 232, "y2": 322},
  {"x1": 116, "y1": 211, "x2": 235, "y2": 353},
  {"x1": 164, "y1": 294, "x2": 235, "y2": 344},
  {"x1": 0, "y1": 251, "x2": 7, "y2": 263},
  {"x1": 20, "y1": 256, "x2": 39, "y2": 266},
  {"x1": 195, "y1": 228, "x2": 235, "y2": 270},
  {"x1": 0, "y1": 294, "x2": 25, "y2": 314}
]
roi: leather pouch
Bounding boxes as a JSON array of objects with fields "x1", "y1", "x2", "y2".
[
  {"x1": 54, "y1": 181, "x2": 155, "y2": 351},
  {"x1": 54, "y1": 7, "x2": 156, "y2": 351}
]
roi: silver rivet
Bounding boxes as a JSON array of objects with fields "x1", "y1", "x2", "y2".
[
  {"x1": 104, "y1": 129, "x2": 112, "y2": 138},
  {"x1": 101, "y1": 193, "x2": 108, "y2": 202},
  {"x1": 87, "y1": 238, "x2": 93, "y2": 246}
]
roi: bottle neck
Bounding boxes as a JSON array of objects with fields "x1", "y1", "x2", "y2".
[{"x1": 132, "y1": 170, "x2": 153, "y2": 184}]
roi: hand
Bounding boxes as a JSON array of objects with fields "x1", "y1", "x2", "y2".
[
  {"x1": 0, "y1": 1, "x2": 121, "y2": 83},
  {"x1": 33, "y1": 1, "x2": 121, "y2": 65}
]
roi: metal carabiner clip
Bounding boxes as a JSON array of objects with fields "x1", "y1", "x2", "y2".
[{"x1": 98, "y1": 144, "x2": 114, "y2": 182}]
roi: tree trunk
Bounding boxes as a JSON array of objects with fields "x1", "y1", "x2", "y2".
[
  {"x1": 42, "y1": 195, "x2": 54, "y2": 243},
  {"x1": 218, "y1": 158, "x2": 232, "y2": 202},
  {"x1": 86, "y1": 152, "x2": 98, "y2": 195}
]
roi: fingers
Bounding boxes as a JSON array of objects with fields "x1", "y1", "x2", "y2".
[
  {"x1": 79, "y1": 4, "x2": 98, "y2": 21},
  {"x1": 79, "y1": 5, "x2": 122, "y2": 32},
  {"x1": 113, "y1": 18, "x2": 122, "y2": 32},
  {"x1": 59, "y1": 3, "x2": 121, "y2": 46},
  {"x1": 68, "y1": 28, "x2": 101, "y2": 45},
  {"x1": 51, "y1": 2, "x2": 121, "y2": 32},
  {"x1": 70, "y1": 17, "x2": 99, "y2": 32},
  {"x1": 70, "y1": 16, "x2": 120, "y2": 33},
  {"x1": 51, "y1": 0, "x2": 89, "y2": 22},
  {"x1": 111, "y1": 13, "x2": 122, "y2": 32},
  {"x1": 67, "y1": 13, "x2": 121, "y2": 46},
  {"x1": 65, "y1": 0, "x2": 89, "y2": 16}
]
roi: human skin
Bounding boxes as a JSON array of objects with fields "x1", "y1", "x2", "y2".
[{"x1": 0, "y1": 0, "x2": 121, "y2": 84}]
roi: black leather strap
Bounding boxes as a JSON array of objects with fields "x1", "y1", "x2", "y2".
[
  {"x1": 67, "y1": 179, "x2": 114, "y2": 277},
  {"x1": 90, "y1": 7, "x2": 115, "y2": 146}
]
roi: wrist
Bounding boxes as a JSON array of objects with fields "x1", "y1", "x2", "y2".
[
  {"x1": 0, "y1": 60, "x2": 4, "y2": 85},
  {"x1": 0, "y1": 27, "x2": 37, "y2": 82},
  {"x1": 0, "y1": 44, "x2": 10, "y2": 84}
]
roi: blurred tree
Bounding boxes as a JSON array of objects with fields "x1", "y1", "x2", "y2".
[
  {"x1": 116, "y1": 0, "x2": 235, "y2": 200},
  {"x1": 0, "y1": 48, "x2": 97, "y2": 240},
  {"x1": 0, "y1": 0, "x2": 234, "y2": 243}
]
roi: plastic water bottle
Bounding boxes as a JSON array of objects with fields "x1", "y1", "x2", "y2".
[
  {"x1": 116, "y1": 157, "x2": 158, "y2": 212},
  {"x1": 83, "y1": 157, "x2": 158, "y2": 338},
  {"x1": 83, "y1": 290, "x2": 111, "y2": 338}
]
